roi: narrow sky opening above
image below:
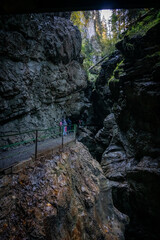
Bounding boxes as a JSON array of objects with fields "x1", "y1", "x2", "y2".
[{"x1": 100, "y1": 9, "x2": 112, "y2": 22}]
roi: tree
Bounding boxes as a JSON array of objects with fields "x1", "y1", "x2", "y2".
[{"x1": 110, "y1": 8, "x2": 148, "y2": 38}]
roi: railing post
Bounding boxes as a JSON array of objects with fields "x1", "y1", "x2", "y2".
[
  {"x1": 62, "y1": 126, "x2": 64, "y2": 150},
  {"x1": 35, "y1": 130, "x2": 38, "y2": 160},
  {"x1": 74, "y1": 124, "x2": 77, "y2": 143}
]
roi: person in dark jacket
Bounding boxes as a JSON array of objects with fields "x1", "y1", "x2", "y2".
[{"x1": 67, "y1": 118, "x2": 72, "y2": 133}]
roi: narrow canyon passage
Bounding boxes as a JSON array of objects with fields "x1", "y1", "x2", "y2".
[{"x1": 0, "y1": 8, "x2": 160, "y2": 240}]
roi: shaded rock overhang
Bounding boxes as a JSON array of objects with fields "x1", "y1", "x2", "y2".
[{"x1": 0, "y1": 0, "x2": 160, "y2": 15}]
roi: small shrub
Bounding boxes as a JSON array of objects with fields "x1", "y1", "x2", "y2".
[{"x1": 108, "y1": 60, "x2": 124, "y2": 84}]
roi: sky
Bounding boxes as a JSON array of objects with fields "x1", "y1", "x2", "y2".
[{"x1": 100, "y1": 9, "x2": 112, "y2": 22}]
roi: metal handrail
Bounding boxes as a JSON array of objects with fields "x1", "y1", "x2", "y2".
[{"x1": 0, "y1": 124, "x2": 77, "y2": 164}]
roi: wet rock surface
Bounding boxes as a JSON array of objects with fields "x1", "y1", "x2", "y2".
[
  {"x1": 0, "y1": 142, "x2": 128, "y2": 240},
  {"x1": 93, "y1": 51, "x2": 122, "y2": 126},
  {"x1": 1, "y1": 10, "x2": 160, "y2": 240},
  {"x1": 0, "y1": 13, "x2": 87, "y2": 139},
  {"x1": 79, "y1": 20, "x2": 160, "y2": 239},
  {"x1": 112, "y1": 159, "x2": 160, "y2": 240}
]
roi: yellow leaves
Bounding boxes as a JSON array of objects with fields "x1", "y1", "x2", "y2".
[
  {"x1": 46, "y1": 203, "x2": 52, "y2": 207},
  {"x1": 71, "y1": 12, "x2": 85, "y2": 29},
  {"x1": 71, "y1": 11, "x2": 90, "y2": 31},
  {"x1": 53, "y1": 189, "x2": 59, "y2": 196}
]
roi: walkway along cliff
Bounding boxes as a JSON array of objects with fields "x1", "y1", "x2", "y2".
[
  {"x1": 0, "y1": 10, "x2": 160, "y2": 240},
  {"x1": 0, "y1": 12, "x2": 128, "y2": 240}
]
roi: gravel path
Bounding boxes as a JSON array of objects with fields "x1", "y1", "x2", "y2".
[{"x1": 0, "y1": 134, "x2": 74, "y2": 169}]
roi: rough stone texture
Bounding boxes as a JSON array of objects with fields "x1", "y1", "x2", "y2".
[
  {"x1": 81, "y1": 21, "x2": 160, "y2": 239},
  {"x1": 0, "y1": 142, "x2": 128, "y2": 240},
  {"x1": 77, "y1": 52, "x2": 123, "y2": 161},
  {"x1": 93, "y1": 50, "x2": 123, "y2": 126},
  {"x1": 107, "y1": 23, "x2": 160, "y2": 240},
  {"x1": 0, "y1": 13, "x2": 87, "y2": 141}
]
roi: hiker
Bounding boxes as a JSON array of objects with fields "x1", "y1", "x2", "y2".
[
  {"x1": 67, "y1": 118, "x2": 72, "y2": 133},
  {"x1": 59, "y1": 120, "x2": 62, "y2": 135},
  {"x1": 62, "y1": 118, "x2": 67, "y2": 136}
]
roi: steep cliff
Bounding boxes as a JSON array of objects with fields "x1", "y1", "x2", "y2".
[
  {"x1": 0, "y1": 142, "x2": 128, "y2": 240},
  {"x1": 0, "y1": 13, "x2": 87, "y2": 138},
  {"x1": 80, "y1": 11, "x2": 160, "y2": 240},
  {"x1": 102, "y1": 22, "x2": 160, "y2": 239}
]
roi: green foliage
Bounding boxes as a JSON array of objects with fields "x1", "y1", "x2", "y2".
[
  {"x1": 71, "y1": 10, "x2": 123, "y2": 84},
  {"x1": 71, "y1": 11, "x2": 89, "y2": 31},
  {"x1": 71, "y1": 11, "x2": 102, "y2": 72},
  {"x1": 71, "y1": 9, "x2": 160, "y2": 84},
  {"x1": 81, "y1": 38, "x2": 96, "y2": 70},
  {"x1": 110, "y1": 8, "x2": 150, "y2": 38},
  {"x1": 157, "y1": 11, "x2": 160, "y2": 19},
  {"x1": 108, "y1": 75, "x2": 118, "y2": 83},
  {"x1": 88, "y1": 71, "x2": 98, "y2": 82},
  {"x1": 122, "y1": 42, "x2": 135, "y2": 55},
  {"x1": 126, "y1": 10, "x2": 160, "y2": 38},
  {"x1": 108, "y1": 60, "x2": 124, "y2": 84},
  {"x1": 101, "y1": 38, "x2": 116, "y2": 55},
  {"x1": 126, "y1": 43, "x2": 134, "y2": 50},
  {"x1": 146, "y1": 51, "x2": 160, "y2": 59}
]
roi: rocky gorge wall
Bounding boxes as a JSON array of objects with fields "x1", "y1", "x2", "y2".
[
  {"x1": 0, "y1": 13, "x2": 87, "y2": 138},
  {"x1": 79, "y1": 17, "x2": 160, "y2": 240},
  {"x1": 0, "y1": 12, "x2": 129, "y2": 240},
  {"x1": 0, "y1": 142, "x2": 128, "y2": 240},
  {"x1": 1, "y1": 9, "x2": 160, "y2": 240}
]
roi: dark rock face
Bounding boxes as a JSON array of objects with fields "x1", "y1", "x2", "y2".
[
  {"x1": 112, "y1": 161, "x2": 160, "y2": 240},
  {"x1": 77, "y1": 52, "x2": 123, "y2": 161},
  {"x1": 83, "y1": 22, "x2": 160, "y2": 239},
  {"x1": 93, "y1": 50, "x2": 122, "y2": 126},
  {"x1": 0, "y1": 13, "x2": 87, "y2": 137}
]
